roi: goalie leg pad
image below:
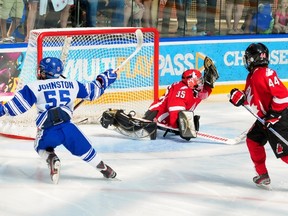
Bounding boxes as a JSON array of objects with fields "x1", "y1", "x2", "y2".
[
  {"x1": 143, "y1": 110, "x2": 158, "y2": 121},
  {"x1": 178, "y1": 111, "x2": 200, "y2": 140},
  {"x1": 101, "y1": 109, "x2": 157, "y2": 140},
  {"x1": 100, "y1": 109, "x2": 118, "y2": 128},
  {"x1": 115, "y1": 110, "x2": 157, "y2": 140}
]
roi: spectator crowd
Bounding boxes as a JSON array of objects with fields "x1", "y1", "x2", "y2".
[{"x1": 0, "y1": 0, "x2": 283, "y2": 43}]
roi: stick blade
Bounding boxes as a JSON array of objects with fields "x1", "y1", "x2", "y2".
[{"x1": 135, "y1": 29, "x2": 143, "y2": 48}]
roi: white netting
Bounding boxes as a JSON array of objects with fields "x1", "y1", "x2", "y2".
[{"x1": 0, "y1": 27, "x2": 159, "y2": 139}]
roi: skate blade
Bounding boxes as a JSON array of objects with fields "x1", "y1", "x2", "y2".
[
  {"x1": 109, "y1": 177, "x2": 121, "y2": 181},
  {"x1": 255, "y1": 183, "x2": 272, "y2": 191},
  {"x1": 51, "y1": 161, "x2": 61, "y2": 184}
]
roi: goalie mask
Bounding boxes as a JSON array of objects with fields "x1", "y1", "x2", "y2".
[
  {"x1": 243, "y1": 43, "x2": 269, "y2": 73},
  {"x1": 38, "y1": 57, "x2": 64, "y2": 80},
  {"x1": 182, "y1": 69, "x2": 203, "y2": 90}
]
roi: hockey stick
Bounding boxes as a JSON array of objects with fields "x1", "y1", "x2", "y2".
[
  {"x1": 60, "y1": 36, "x2": 73, "y2": 66},
  {"x1": 157, "y1": 122, "x2": 247, "y2": 145},
  {"x1": 243, "y1": 105, "x2": 288, "y2": 146},
  {"x1": 112, "y1": 29, "x2": 143, "y2": 73},
  {"x1": 58, "y1": 36, "x2": 73, "y2": 80},
  {"x1": 74, "y1": 29, "x2": 144, "y2": 110},
  {"x1": 197, "y1": 131, "x2": 247, "y2": 145}
]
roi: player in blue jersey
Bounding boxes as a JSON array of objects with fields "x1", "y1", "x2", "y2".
[{"x1": 0, "y1": 57, "x2": 117, "y2": 184}]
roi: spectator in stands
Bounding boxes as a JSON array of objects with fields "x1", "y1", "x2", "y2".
[
  {"x1": 0, "y1": 0, "x2": 24, "y2": 43},
  {"x1": 59, "y1": 0, "x2": 74, "y2": 27},
  {"x1": 85, "y1": 0, "x2": 125, "y2": 27},
  {"x1": 44, "y1": 0, "x2": 74, "y2": 28},
  {"x1": 124, "y1": 0, "x2": 144, "y2": 27},
  {"x1": 150, "y1": 0, "x2": 159, "y2": 27},
  {"x1": 141, "y1": 0, "x2": 153, "y2": 27},
  {"x1": 196, "y1": 0, "x2": 218, "y2": 35},
  {"x1": 241, "y1": 0, "x2": 273, "y2": 34},
  {"x1": 160, "y1": 0, "x2": 186, "y2": 35},
  {"x1": 225, "y1": 0, "x2": 245, "y2": 34},
  {"x1": 249, "y1": 2, "x2": 274, "y2": 34},
  {"x1": 273, "y1": 0, "x2": 288, "y2": 33},
  {"x1": 241, "y1": 0, "x2": 257, "y2": 34},
  {"x1": 25, "y1": 0, "x2": 73, "y2": 42},
  {"x1": 25, "y1": 0, "x2": 41, "y2": 42}
]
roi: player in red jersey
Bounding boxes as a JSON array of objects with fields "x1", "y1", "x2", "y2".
[
  {"x1": 229, "y1": 43, "x2": 288, "y2": 189},
  {"x1": 100, "y1": 57, "x2": 219, "y2": 141},
  {"x1": 143, "y1": 58, "x2": 219, "y2": 140},
  {"x1": 144, "y1": 69, "x2": 212, "y2": 129}
]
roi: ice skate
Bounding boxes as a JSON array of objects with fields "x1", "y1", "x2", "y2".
[
  {"x1": 96, "y1": 161, "x2": 117, "y2": 179},
  {"x1": 46, "y1": 152, "x2": 61, "y2": 184},
  {"x1": 253, "y1": 173, "x2": 272, "y2": 190}
]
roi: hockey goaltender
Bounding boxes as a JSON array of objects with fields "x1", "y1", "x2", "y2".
[{"x1": 100, "y1": 56, "x2": 219, "y2": 141}]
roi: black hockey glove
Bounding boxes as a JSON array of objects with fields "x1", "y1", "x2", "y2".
[
  {"x1": 203, "y1": 56, "x2": 219, "y2": 88},
  {"x1": 229, "y1": 88, "x2": 246, "y2": 107},
  {"x1": 264, "y1": 110, "x2": 282, "y2": 128}
]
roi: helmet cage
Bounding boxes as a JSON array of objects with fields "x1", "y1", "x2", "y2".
[
  {"x1": 186, "y1": 75, "x2": 204, "y2": 90},
  {"x1": 182, "y1": 69, "x2": 203, "y2": 90}
]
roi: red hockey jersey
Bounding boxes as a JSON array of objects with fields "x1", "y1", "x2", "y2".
[
  {"x1": 244, "y1": 66, "x2": 288, "y2": 118},
  {"x1": 148, "y1": 81, "x2": 212, "y2": 128}
]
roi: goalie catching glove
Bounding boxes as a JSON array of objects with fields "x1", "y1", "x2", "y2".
[
  {"x1": 100, "y1": 109, "x2": 157, "y2": 140},
  {"x1": 203, "y1": 56, "x2": 219, "y2": 88}
]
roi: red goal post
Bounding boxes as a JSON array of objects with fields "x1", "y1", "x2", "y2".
[{"x1": 0, "y1": 27, "x2": 159, "y2": 139}]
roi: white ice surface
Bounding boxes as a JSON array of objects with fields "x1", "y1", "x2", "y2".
[{"x1": 1, "y1": 98, "x2": 288, "y2": 216}]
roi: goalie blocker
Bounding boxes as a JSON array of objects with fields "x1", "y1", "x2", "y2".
[{"x1": 100, "y1": 109, "x2": 157, "y2": 140}]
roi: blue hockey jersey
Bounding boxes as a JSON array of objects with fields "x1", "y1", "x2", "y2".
[{"x1": 3, "y1": 79, "x2": 103, "y2": 128}]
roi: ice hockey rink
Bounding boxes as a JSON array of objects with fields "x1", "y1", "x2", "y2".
[{"x1": 1, "y1": 95, "x2": 288, "y2": 216}]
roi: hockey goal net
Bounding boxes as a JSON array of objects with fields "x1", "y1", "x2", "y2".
[{"x1": 0, "y1": 27, "x2": 159, "y2": 139}]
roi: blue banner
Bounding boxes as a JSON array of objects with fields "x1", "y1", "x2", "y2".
[{"x1": 159, "y1": 37, "x2": 288, "y2": 86}]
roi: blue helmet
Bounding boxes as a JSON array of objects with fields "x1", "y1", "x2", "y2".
[{"x1": 39, "y1": 57, "x2": 64, "y2": 79}]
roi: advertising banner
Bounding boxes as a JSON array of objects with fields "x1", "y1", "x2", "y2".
[
  {"x1": 159, "y1": 37, "x2": 288, "y2": 87},
  {"x1": 1, "y1": 36, "x2": 288, "y2": 98}
]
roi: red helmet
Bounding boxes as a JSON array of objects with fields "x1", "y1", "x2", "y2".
[{"x1": 182, "y1": 69, "x2": 203, "y2": 89}]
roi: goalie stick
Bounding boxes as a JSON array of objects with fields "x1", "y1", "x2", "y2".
[
  {"x1": 130, "y1": 116, "x2": 246, "y2": 144},
  {"x1": 74, "y1": 29, "x2": 144, "y2": 110},
  {"x1": 243, "y1": 105, "x2": 288, "y2": 147},
  {"x1": 156, "y1": 122, "x2": 247, "y2": 145}
]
